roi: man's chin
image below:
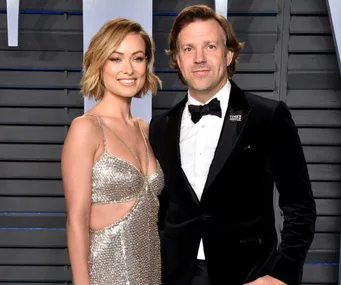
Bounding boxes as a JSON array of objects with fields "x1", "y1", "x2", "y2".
[{"x1": 189, "y1": 85, "x2": 212, "y2": 92}]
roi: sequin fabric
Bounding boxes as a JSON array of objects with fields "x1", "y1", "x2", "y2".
[{"x1": 87, "y1": 115, "x2": 164, "y2": 285}]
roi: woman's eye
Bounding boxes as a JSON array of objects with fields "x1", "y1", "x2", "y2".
[
  {"x1": 184, "y1": 47, "x2": 192, "y2": 52},
  {"x1": 109, "y1": 57, "x2": 121, "y2": 62},
  {"x1": 133, "y1": 57, "x2": 145, "y2": 62}
]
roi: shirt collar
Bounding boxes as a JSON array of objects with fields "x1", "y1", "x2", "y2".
[{"x1": 185, "y1": 80, "x2": 231, "y2": 120}]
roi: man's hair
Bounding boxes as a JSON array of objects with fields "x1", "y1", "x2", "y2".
[
  {"x1": 81, "y1": 18, "x2": 161, "y2": 100},
  {"x1": 166, "y1": 5, "x2": 244, "y2": 83}
]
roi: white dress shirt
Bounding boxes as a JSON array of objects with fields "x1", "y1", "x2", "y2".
[{"x1": 180, "y1": 81, "x2": 231, "y2": 260}]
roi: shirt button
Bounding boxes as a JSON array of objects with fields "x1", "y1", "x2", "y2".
[{"x1": 201, "y1": 125, "x2": 205, "y2": 128}]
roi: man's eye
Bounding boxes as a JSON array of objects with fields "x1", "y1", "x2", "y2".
[
  {"x1": 184, "y1": 47, "x2": 192, "y2": 52},
  {"x1": 207, "y1": 45, "x2": 216, "y2": 51}
]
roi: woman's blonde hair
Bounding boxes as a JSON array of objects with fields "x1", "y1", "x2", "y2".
[{"x1": 81, "y1": 18, "x2": 161, "y2": 100}]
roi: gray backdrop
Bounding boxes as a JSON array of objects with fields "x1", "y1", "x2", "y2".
[{"x1": 0, "y1": 0, "x2": 340, "y2": 283}]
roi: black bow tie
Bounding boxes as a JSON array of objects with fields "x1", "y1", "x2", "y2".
[{"x1": 188, "y1": 98, "x2": 222, "y2": 124}]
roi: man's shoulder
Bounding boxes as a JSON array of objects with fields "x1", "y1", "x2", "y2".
[
  {"x1": 150, "y1": 109, "x2": 170, "y2": 127},
  {"x1": 242, "y1": 92, "x2": 284, "y2": 124},
  {"x1": 245, "y1": 92, "x2": 280, "y2": 111},
  {"x1": 150, "y1": 108, "x2": 170, "y2": 132},
  {"x1": 151, "y1": 96, "x2": 187, "y2": 126},
  {"x1": 230, "y1": 79, "x2": 281, "y2": 116}
]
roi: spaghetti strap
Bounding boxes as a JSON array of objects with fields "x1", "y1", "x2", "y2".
[
  {"x1": 84, "y1": 113, "x2": 108, "y2": 153},
  {"x1": 100, "y1": 119, "x2": 149, "y2": 177},
  {"x1": 137, "y1": 120, "x2": 149, "y2": 141}
]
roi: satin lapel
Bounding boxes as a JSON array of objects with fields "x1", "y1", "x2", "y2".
[
  {"x1": 165, "y1": 97, "x2": 200, "y2": 205},
  {"x1": 203, "y1": 80, "x2": 251, "y2": 194}
]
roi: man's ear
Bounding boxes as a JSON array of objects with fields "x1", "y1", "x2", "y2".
[
  {"x1": 226, "y1": 50, "x2": 234, "y2": 66},
  {"x1": 175, "y1": 53, "x2": 180, "y2": 66}
]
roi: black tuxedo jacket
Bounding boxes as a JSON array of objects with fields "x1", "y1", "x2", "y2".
[{"x1": 149, "y1": 80, "x2": 316, "y2": 285}]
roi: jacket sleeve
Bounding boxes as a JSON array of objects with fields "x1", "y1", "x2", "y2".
[
  {"x1": 269, "y1": 101, "x2": 316, "y2": 285},
  {"x1": 149, "y1": 116, "x2": 169, "y2": 237}
]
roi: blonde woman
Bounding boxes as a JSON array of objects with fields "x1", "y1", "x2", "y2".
[{"x1": 61, "y1": 18, "x2": 163, "y2": 285}]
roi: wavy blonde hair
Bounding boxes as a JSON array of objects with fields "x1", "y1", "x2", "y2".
[
  {"x1": 81, "y1": 18, "x2": 161, "y2": 100},
  {"x1": 166, "y1": 5, "x2": 244, "y2": 84}
]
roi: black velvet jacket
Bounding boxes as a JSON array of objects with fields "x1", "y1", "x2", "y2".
[{"x1": 149, "y1": 80, "x2": 316, "y2": 285}]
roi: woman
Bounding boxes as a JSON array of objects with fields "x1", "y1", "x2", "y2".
[{"x1": 61, "y1": 18, "x2": 163, "y2": 285}]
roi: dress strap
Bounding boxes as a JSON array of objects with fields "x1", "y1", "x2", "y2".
[
  {"x1": 138, "y1": 122, "x2": 149, "y2": 141},
  {"x1": 137, "y1": 121, "x2": 149, "y2": 178},
  {"x1": 100, "y1": 119, "x2": 149, "y2": 178},
  {"x1": 83, "y1": 113, "x2": 108, "y2": 153}
]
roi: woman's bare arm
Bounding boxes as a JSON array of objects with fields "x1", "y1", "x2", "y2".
[{"x1": 61, "y1": 116, "x2": 99, "y2": 285}]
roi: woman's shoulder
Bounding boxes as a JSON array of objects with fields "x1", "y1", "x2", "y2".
[
  {"x1": 71, "y1": 114, "x2": 99, "y2": 130},
  {"x1": 135, "y1": 117, "x2": 150, "y2": 137},
  {"x1": 66, "y1": 114, "x2": 102, "y2": 143}
]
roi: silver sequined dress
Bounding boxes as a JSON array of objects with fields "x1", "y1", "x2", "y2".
[{"x1": 87, "y1": 115, "x2": 164, "y2": 285}]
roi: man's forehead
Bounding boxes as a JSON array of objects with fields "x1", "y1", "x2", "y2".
[{"x1": 177, "y1": 19, "x2": 225, "y2": 40}]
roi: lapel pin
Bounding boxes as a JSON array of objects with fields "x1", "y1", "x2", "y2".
[{"x1": 229, "y1": 114, "x2": 242, "y2": 122}]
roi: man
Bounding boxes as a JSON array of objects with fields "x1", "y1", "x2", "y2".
[{"x1": 150, "y1": 5, "x2": 316, "y2": 285}]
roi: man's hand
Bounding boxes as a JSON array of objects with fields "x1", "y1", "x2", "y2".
[{"x1": 244, "y1": 275, "x2": 287, "y2": 285}]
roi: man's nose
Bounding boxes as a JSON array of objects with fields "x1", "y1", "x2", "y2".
[{"x1": 194, "y1": 49, "x2": 206, "y2": 64}]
